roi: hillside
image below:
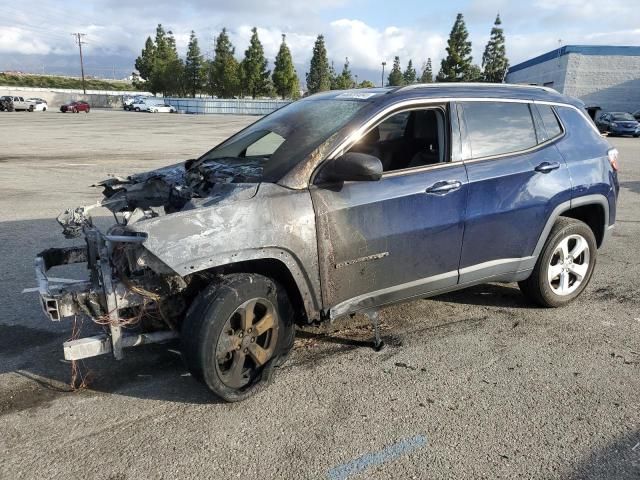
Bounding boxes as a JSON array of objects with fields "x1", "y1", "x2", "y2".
[{"x1": 0, "y1": 73, "x2": 135, "y2": 91}]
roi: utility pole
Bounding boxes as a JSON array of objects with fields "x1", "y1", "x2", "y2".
[
  {"x1": 72, "y1": 33, "x2": 87, "y2": 93},
  {"x1": 381, "y1": 61, "x2": 386, "y2": 87}
]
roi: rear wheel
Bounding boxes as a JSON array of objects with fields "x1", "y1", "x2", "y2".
[
  {"x1": 181, "y1": 273, "x2": 295, "y2": 402},
  {"x1": 519, "y1": 217, "x2": 597, "y2": 307}
]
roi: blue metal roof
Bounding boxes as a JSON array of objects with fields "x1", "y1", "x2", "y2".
[{"x1": 508, "y1": 45, "x2": 640, "y2": 74}]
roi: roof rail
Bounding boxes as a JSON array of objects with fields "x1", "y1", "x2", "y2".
[{"x1": 397, "y1": 82, "x2": 557, "y2": 94}]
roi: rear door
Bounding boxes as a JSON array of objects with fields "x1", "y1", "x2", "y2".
[
  {"x1": 311, "y1": 104, "x2": 468, "y2": 316},
  {"x1": 457, "y1": 100, "x2": 571, "y2": 283}
]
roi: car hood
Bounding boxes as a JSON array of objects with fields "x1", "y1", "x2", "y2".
[{"x1": 56, "y1": 157, "x2": 264, "y2": 238}]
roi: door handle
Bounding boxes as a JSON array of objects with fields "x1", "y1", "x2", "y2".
[
  {"x1": 426, "y1": 180, "x2": 462, "y2": 194},
  {"x1": 535, "y1": 161, "x2": 560, "y2": 173}
]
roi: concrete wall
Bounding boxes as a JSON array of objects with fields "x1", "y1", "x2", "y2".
[
  {"x1": 506, "y1": 54, "x2": 570, "y2": 91},
  {"x1": 506, "y1": 53, "x2": 640, "y2": 113},
  {"x1": 562, "y1": 54, "x2": 640, "y2": 113},
  {"x1": 0, "y1": 86, "x2": 153, "y2": 108}
]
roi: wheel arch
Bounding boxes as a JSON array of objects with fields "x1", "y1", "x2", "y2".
[
  {"x1": 203, "y1": 257, "x2": 312, "y2": 326},
  {"x1": 533, "y1": 194, "x2": 610, "y2": 257}
]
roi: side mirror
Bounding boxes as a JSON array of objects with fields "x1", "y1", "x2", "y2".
[{"x1": 315, "y1": 152, "x2": 383, "y2": 184}]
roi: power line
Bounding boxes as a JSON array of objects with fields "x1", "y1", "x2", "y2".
[{"x1": 72, "y1": 33, "x2": 87, "y2": 93}]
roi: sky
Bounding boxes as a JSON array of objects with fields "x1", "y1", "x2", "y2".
[{"x1": 0, "y1": 0, "x2": 639, "y2": 83}]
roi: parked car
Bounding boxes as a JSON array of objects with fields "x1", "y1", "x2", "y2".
[
  {"x1": 36, "y1": 84, "x2": 619, "y2": 401},
  {"x1": 147, "y1": 103, "x2": 176, "y2": 113},
  {"x1": 0, "y1": 96, "x2": 14, "y2": 111},
  {"x1": 26, "y1": 98, "x2": 48, "y2": 111},
  {"x1": 60, "y1": 101, "x2": 90, "y2": 113},
  {"x1": 123, "y1": 95, "x2": 149, "y2": 110},
  {"x1": 595, "y1": 112, "x2": 640, "y2": 137},
  {"x1": 632, "y1": 110, "x2": 640, "y2": 121},
  {"x1": 0, "y1": 96, "x2": 35, "y2": 111},
  {"x1": 130, "y1": 98, "x2": 164, "y2": 112}
]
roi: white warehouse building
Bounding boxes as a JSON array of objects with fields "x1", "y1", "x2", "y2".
[{"x1": 506, "y1": 45, "x2": 640, "y2": 117}]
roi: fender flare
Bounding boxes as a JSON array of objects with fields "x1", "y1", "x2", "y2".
[
  {"x1": 532, "y1": 194, "x2": 610, "y2": 259},
  {"x1": 175, "y1": 247, "x2": 322, "y2": 321}
]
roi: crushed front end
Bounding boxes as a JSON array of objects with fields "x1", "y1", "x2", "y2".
[{"x1": 34, "y1": 157, "x2": 264, "y2": 361}]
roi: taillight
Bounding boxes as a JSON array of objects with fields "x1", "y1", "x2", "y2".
[{"x1": 608, "y1": 148, "x2": 619, "y2": 171}]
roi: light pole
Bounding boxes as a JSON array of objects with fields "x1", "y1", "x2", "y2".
[
  {"x1": 381, "y1": 62, "x2": 386, "y2": 87},
  {"x1": 355, "y1": 74, "x2": 358, "y2": 88}
]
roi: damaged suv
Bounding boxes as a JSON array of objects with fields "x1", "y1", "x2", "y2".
[{"x1": 35, "y1": 84, "x2": 619, "y2": 401}]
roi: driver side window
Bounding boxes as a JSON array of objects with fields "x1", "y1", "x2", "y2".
[{"x1": 348, "y1": 107, "x2": 447, "y2": 173}]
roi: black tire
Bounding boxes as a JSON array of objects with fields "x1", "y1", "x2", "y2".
[
  {"x1": 519, "y1": 217, "x2": 597, "y2": 307},
  {"x1": 181, "y1": 273, "x2": 295, "y2": 402}
]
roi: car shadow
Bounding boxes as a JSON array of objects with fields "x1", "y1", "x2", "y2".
[
  {"x1": 567, "y1": 428, "x2": 640, "y2": 479},
  {"x1": 433, "y1": 283, "x2": 532, "y2": 309}
]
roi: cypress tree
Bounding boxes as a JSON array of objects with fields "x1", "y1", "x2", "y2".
[
  {"x1": 403, "y1": 59, "x2": 417, "y2": 84},
  {"x1": 387, "y1": 56, "x2": 404, "y2": 86},
  {"x1": 306, "y1": 35, "x2": 331, "y2": 94},
  {"x1": 329, "y1": 60, "x2": 339, "y2": 90},
  {"x1": 272, "y1": 34, "x2": 299, "y2": 99},
  {"x1": 437, "y1": 13, "x2": 474, "y2": 82},
  {"x1": 134, "y1": 36, "x2": 155, "y2": 82},
  {"x1": 482, "y1": 14, "x2": 509, "y2": 83},
  {"x1": 420, "y1": 58, "x2": 433, "y2": 83},
  {"x1": 184, "y1": 31, "x2": 204, "y2": 97},
  {"x1": 207, "y1": 28, "x2": 240, "y2": 98},
  {"x1": 335, "y1": 57, "x2": 354, "y2": 89},
  {"x1": 242, "y1": 27, "x2": 271, "y2": 99}
]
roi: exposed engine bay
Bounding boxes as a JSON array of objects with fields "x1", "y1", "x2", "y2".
[{"x1": 37, "y1": 157, "x2": 266, "y2": 361}]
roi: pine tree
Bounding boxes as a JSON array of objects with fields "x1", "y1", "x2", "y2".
[
  {"x1": 403, "y1": 59, "x2": 417, "y2": 84},
  {"x1": 272, "y1": 34, "x2": 299, "y2": 99},
  {"x1": 420, "y1": 58, "x2": 433, "y2": 83},
  {"x1": 335, "y1": 57, "x2": 354, "y2": 89},
  {"x1": 482, "y1": 14, "x2": 509, "y2": 83},
  {"x1": 329, "y1": 60, "x2": 340, "y2": 90},
  {"x1": 306, "y1": 35, "x2": 331, "y2": 94},
  {"x1": 242, "y1": 27, "x2": 271, "y2": 99},
  {"x1": 387, "y1": 56, "x2": 404, "y2": 86},
  {"x1": 134, "y1": 36, "x2": 155, "y2": 82},
  {"x1": 164, "y1": 31, "x2": 185, "y2": 96},
  {"x1": 437, "y1": 13, "x2": 474, "y2": 82},
  {"x1": 184, "y1": 31, "x2": 204, "y2": 97},
  {"x1": 146, "y1": 25, "x2": 183, "y2": 96},
  {"x1": 207, "y1": 28, "x2": 240, "y2": 98}
]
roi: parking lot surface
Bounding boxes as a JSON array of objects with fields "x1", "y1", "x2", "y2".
[{"x1": 0, "y1": 110, "x2": 638, "y2": 479}]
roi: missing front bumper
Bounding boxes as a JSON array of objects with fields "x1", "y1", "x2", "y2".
[{"x1": 34, "y1": 229, "x2": 171, "y2": 360}]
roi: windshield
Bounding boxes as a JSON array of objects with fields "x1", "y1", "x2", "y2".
[
  {"x1": 612, "y1": 113, "x2": 634, "y2": 121},
  {"x1": 198, "y1": 98, "x2": 370, "y2": 182}
]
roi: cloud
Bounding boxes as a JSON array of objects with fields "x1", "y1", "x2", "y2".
[
  {"x1": 0, "y1": 0, "x2": 638, "y2": 81},
  {"x1": 325, "y1": 19, "x2": 446, "y2": 71}
]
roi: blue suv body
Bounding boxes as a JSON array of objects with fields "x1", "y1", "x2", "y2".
[{"x1": 36, "y1": 83, "x2": 619, "y2": 401}]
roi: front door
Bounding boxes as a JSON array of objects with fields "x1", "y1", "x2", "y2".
[{"x1": 310, "y1": 106, "x2": 468, "y2": 317}]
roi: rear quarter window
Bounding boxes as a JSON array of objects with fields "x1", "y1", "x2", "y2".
[
  {"x1": 462, "y1": 101, "x2": 538, "y2": 158},
  {"x1": 536, "y1": 105, "x2": 563, "y2": 141}
]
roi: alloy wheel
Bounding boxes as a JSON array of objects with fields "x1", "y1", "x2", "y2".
[
  {"x1": 548, "y1": 234, "x2": 590, "y2": 296},
  {"x1": 215, "y1": 297, "x2": 279, "y2": 389}
]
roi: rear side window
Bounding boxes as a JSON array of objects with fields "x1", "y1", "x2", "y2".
[
  {"x1": 462, "y1": 102, "x2": 537, "y2": 158},
  {"x1": 537, "y1": 105, "x2": 563, "y2": 141}
]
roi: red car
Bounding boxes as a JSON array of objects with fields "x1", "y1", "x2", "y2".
[{"x1": 60, "y1": 101, "x2": 90, "y2": 113}]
